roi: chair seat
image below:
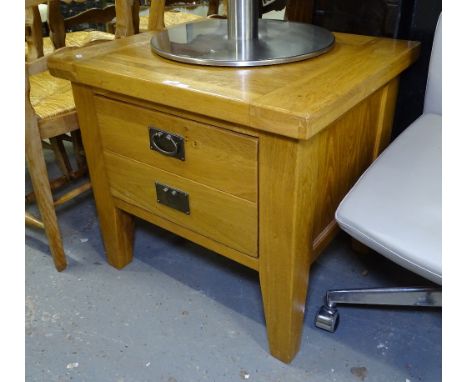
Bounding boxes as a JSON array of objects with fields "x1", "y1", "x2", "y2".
[
  {"x1": 29, "y1": 71, "x2": 75, "y2": 120},
  {"x1": 25, "y1": 30, "x2": 115, "y2": 58},
  {"x1": 336, "y1": 113, "x2": 442, "y2": 285},
  {"x1": 139, "y1": 11, "x2": 204, "y2": 32}
]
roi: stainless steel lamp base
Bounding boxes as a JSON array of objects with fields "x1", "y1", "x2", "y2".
[{"x1": 150, "y1": 19, "x2": 335, "y2": 67}]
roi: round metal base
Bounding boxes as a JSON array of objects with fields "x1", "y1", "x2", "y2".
[{"x1": 150, "y1": 19, "x2": 335, "y2": 67}]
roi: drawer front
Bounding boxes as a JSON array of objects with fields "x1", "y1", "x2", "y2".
[
  {"x1": 104, "y1": 151, "x2": 258, "y2": 257},
  {"x1": 95, "y1": 96, "x2": 258, "y2": 203}
]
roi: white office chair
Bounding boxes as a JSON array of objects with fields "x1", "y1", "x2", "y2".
[{"x1": 315, "y1": 14, "x2": 442, "y2": 332}]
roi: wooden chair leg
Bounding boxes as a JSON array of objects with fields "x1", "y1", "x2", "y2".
[
  {"x1": 26, "y1": 126, "x2": 67, "y2": 271},
  {"x1": 208, "y1": 0, "x2": 220, "y2": 15},
  {"x1": 54, "y1": 182, "x2": 92, "y2": 206},
  {"x1": 50, "y1": 136, "x2": 73, "y2": 180},
  {"x1": 25, "y1": 212, "x2": 45, "y2": 229},
  {"x1": 25, "y1": 174, "x2": 69, "y2": 204},
  {"x1": 71, "y1": 130, "x2": 87, "y2": 172},
  {"x1": 41, "y1": 140, "x2": 52, "y2": 150}
]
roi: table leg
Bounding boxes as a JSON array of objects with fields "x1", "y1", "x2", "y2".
[
  {"x1": 257, "y1": 78, "x2": 400, "y2": 362},
  {"x1": 259, "y1": 134, "x2": 318, "y2": 363},
  {"x1": 72, "y1": 84, "x2": 134, "y2": 269},
  {"x1": 259, "y1": 244, "x2": 311, "y2": 363}
]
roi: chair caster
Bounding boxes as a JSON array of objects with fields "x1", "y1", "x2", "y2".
[{"x1": 315, "y1": 305, "x2": 339, "y2": 332}]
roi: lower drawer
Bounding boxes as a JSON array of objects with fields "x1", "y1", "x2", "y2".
[{"x1": 104, "y1": 151, "x2": 258, "y2": 257}]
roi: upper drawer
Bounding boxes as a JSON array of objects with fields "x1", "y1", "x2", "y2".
[{"x1": 95, "y1": 96, "x2": 258, "y2": 203}]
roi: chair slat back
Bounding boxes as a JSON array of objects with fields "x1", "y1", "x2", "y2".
[
  {"x1": 48, "y1": 0, "x2": 117, "y2": 50},
  {"x1": 25, "y1": 4, "x2": 45, "y2": 61},
  {"x1": 147, "y1": 0, "x2": 166, "y2": 32},
  {"x1": 115, "y1": 0, "x2": 139, "y2": 37},
  {"x1": 26, "y1": 0, "x2": 46, "y2": 7}
]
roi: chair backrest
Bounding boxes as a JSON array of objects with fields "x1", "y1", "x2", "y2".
[
  {"x1": 114, "y1": 0, "x2": 200, "y2": 37},
  {"x1": 25, "y1": 1, "x2": 46, "y2": 61},
  {"x1": 114, "y1": 0, "x2": 287, "y2": 38},
  {"x1": 424, "y1": 14, "x2": 442, "y2": 115},
  {"x1": 47, "y1": 0, "x2": 116, "y2": 50}
]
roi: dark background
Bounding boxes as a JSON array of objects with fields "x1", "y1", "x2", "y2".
[{"x1": 285, "y1": 0, "x2": 442, "y2": 139}]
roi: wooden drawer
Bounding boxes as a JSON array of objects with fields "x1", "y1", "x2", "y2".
[
  {"x1": 95, "y1": 96, "x2": 258, "y2": 203},
  {"x1": 103, "y1": 151, "x2": 258, "y2": 257}
]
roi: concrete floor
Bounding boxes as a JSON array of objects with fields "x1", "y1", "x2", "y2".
[{"x1": 25, "y1": 146, "x2": 441, "y2": 382}]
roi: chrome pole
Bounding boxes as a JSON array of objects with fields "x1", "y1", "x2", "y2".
[{"x1": 227, "y1": 0, "x2": 259, "y2": 40}]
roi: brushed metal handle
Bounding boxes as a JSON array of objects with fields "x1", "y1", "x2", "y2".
[
  {"x1": 155, "y1": 182, "x2": 190, "y2": 214},
  {"x1": 151, "y1": 132, "x2": 178, "y2": 155},
  {"x1": 149, "y1": 127, "x2": 185, "y2": 161}
]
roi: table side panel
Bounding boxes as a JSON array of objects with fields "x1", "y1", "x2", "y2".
[{"x1": 309, "y1": 78, "x2": 400, "y2": 257}]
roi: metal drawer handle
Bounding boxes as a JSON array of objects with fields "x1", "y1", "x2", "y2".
[
  {"x1": 155, "y1": 182, "x2": 190, "y2": 214},
  {"x1": 149, "y1": 127, "x2": 185, "y2": 161},
  {"x1": 152, "y1": 132, "x2": 178, "y2": 155}
]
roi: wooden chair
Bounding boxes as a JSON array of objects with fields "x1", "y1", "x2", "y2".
[
  {"x1": 135, "y1": 0, "x2": 205, "y2": 33},
  {"x1": 25, "y1": 0, "x2": 116, "y2": 271},
  {"x1": 26, "y1": 0, "x2": 116, "y2": 59},
  {"x1": 206, "y1": 0, "x2": 287, "y2": 18},
  {"x1": 114, "y1": 0, "x2": 209, "y2": 37},
  {"x1": 130, "y1": 0, "x2": 286, "y2": 33},
  {"x1": 47, "y1": 0, "x2": 116, "y2": 50},
  {"x1": 163, "y1": 0, "x2": 225, "y2": 16}
]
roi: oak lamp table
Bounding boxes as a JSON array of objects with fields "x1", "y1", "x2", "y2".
[{"x1": 48, "y1": 32, "x2": 419, "y2": 363}]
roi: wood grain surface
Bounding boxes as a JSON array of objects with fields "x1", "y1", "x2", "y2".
[
  {"x1": 50, "y1": 28, "x2": 419, "y2": 363},
  {"x1": 95, "y1": 95, "x2": 258, "y2": 202},
  {"x1": 48, "y1": 32, "x2": 419, "y2": 139},
  {"x1": 104, "y1": 151, "x2": 258, "y2": 257}
]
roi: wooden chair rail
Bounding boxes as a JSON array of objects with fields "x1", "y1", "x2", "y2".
[
  {"x1": 25, "y1": 1, "x2": 109, "y2": 271},
  {"x1": 63, "y1": 4, "x2": 116, "y2": 29},
  {"x1": 26, "y1": 212, "x2": 45, "y2": 229},
  {"x1": 26, "y1": 0, "x2": 46, "y2": 8}
]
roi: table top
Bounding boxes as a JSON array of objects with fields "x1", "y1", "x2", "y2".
[{"x1": 48, "y1": 30, "x2": 419, "y2": 140}]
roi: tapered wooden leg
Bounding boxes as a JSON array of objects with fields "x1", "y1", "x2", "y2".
[
  {"x1": 259, "y1": 249, "x2": 311, "y2": 363},
  {"x1": 70, "y1": 130, "x2": 87, "y2": 172},
  {"x1": 25, "y1": 212, "x2": 45, "y2": 230},
  {"x1": 208, "y1": 0, "x2": 220, "y2": 15},
  {"x1": 72, "y1": 84, "x2": 134, "y2": 269},
  {"x1": 259, "y1": 135, "x2": 319, "y2": 363},
  {"x1": 26, "y1": 121, "x2": 67, "y2": 271},
  {"x1": 96, "y1": 205, "x2": 134, "y2": 269},
  {"x1": 50, "y1": 136, "x2": 73, "y2": 179}
]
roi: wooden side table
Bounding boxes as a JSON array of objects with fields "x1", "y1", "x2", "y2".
[{"x1": 49, "y1": 32, "x2": 419, "y2": 363}]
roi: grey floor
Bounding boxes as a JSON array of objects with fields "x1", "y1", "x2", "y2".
[{"x1": 26, "y1": 149, "x2": 441, "y2": 382}]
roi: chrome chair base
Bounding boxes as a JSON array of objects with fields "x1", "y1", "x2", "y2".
[
  {"x1": 316, "y1": 305, "x2": 340, "y2": 332},
  {"x1": 315, "y1": 287, "x2": 442, "y2": 333}
]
